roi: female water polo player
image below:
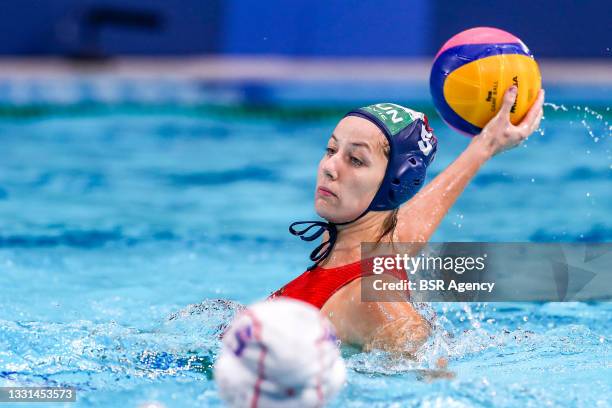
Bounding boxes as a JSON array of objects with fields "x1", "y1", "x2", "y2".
[{"x1": 270, "y1": 86, "x2": 545, "y2": 353}]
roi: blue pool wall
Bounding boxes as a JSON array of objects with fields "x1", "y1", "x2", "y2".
[{"x1": 0, "y1": 0, "x2": 609, "y2": 58}]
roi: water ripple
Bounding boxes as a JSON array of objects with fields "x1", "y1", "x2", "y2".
[
  {"x1": 28, "y1": 171, "x2": 108, "y2": 192},
  {"x1": 0, "y1": 230, "x2": 127, "y2": 249},
  {"x1": 564, "y1": 166, "x2": 612, "y2": 181},
  {"x1": 0, "y1": 229, "x2": 285, "y2": 249},
  {"x1": 472, "y1": 173, "x2": 516, "y2": 186},
  {"x1": 167, "y1": 165, "x2": 280, "y2": 186},
  {"x1": 530, "y1": 224, "x2": 612, "y2": 242}
]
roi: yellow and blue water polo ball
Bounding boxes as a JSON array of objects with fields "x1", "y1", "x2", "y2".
[{"x1": 430, "y1": 27, "x2": 541, "y2": 136}]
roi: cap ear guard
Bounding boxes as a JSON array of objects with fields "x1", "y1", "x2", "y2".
[
  {"x1": 360, "y1": 114, "x2": 438, "y2": 211},
  {"x1": 385, "y1": 154, "x2": 427, "y2": 207}
]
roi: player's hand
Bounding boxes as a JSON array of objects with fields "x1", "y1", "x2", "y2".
[{"x1": 473, "y1": 86, "x2": 545, "y2": 157}]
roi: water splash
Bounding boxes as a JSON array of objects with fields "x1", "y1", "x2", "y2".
[
  {"x1": 0, "y1": 299, "x2": 243, "y2": 390},
  {"x1": 544, "y1": 102, "x2": 610, "y2": 141},
  {"x1": 544, "y1": 102, "x2": 568, "y2": 112},
  {"x1": 343, "y1": 301, "x2": 610, "y2": 388}
]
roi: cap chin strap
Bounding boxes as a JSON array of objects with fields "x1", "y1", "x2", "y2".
[{"x1": 289, "y1": 205, "x2": 373, "y2": 270}]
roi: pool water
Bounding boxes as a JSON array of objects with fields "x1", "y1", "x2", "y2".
[{"x1": 0, "y1": 92, "x2": 610, "y2": 407}]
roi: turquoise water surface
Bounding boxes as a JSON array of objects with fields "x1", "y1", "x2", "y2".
[{"x1": 0, "y1": 80, "x2": 610, "y2": 407}]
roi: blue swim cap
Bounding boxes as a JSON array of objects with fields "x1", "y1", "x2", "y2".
[
  {"x1": 345, "y1": 103, "x2": 437, "y2": 211},
  {"x1": 290, "y1": 103, "x2": 437, "y2": 268}
]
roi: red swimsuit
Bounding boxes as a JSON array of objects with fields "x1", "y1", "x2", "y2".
[{"x1": 269, "y1": 258, "x2": 409, "y2": 309}]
